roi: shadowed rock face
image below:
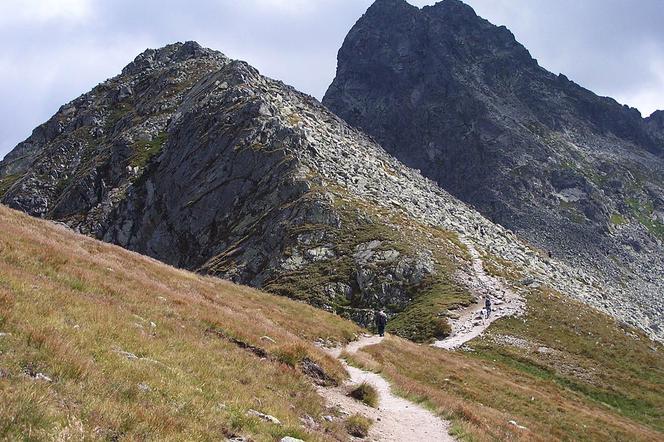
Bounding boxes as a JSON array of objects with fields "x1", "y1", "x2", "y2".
[
  {"x1": 1, "y1": 40, "x2": 662, "y2": 342},
  {"x1": 0, "y1": 41, "x2": 479, "y2": 336},
  {"x1": 324, "y1": 0, "x2": 664, "y2": 335}
]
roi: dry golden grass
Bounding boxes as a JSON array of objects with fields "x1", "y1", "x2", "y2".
[
  {"x1": 3, "y1": 201, "x2": 663, "y2": 441},
  {"x1": 353, "y1": 294, "x2": 664, "y2": 442},
  {"x1": 0, "y1": 205, "x2": 361, "y2": 440}
]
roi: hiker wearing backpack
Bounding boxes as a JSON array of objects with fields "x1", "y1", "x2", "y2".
[
  {"x1": 375, "y1": 310, "x2": 388, "y2": 337},
  {"x1": 484, "y1": 296, "x2": 492, "y2": 319}
]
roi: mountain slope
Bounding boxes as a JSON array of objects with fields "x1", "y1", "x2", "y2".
[
  {"x1": 0, "y1": 204, "x2": 362, "y2": 441},
  {"x1": 0, "y1": 42, "x2": 476, "y2": 339},
  {"x1": 1, "y1": 39, "x2": 663, "y2": 440},
  {"x1": 323, "y1": 0, "x2": 664, "y2": 340},
  {"x1": 0, "y1": 41, "x2": 660, "y2": 344},
  {"x1": 2, "y1": 202, "x2": 663, "y2": 442}
]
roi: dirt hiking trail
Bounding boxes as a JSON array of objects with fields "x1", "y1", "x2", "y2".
[
  {"x1": 434, "y1": 239, "x2": 523, "y2": 350},
  {"x1": 319, "y1": 335, "x2": 454, "y2": 442}
]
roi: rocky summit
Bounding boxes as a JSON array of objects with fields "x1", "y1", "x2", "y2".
[
  {"x1": 0, "y1": 39, "x2": 661, "y2": 343},
  {"x1": 324, "y1": 0, "x2": 664, "y2": 340}
]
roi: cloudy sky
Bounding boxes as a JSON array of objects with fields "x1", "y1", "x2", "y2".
[{"x1": 2, "y1": 0, "x2": 663, "y2": 160}]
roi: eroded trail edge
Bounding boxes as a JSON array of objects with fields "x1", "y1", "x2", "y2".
[
  {"x1": 319, "y1": 335, "x2": 454, "y2": 442},
  {"x1": 434, "y1": 239, "x2": 524, "y2": 350}
]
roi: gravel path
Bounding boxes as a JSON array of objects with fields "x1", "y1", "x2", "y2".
[
  {"x1": 434, "y1": 239, "x2": 523, "y2": 350},
  {"x1": 319, "y1": 335, "x2": 454, "y2": 442}
]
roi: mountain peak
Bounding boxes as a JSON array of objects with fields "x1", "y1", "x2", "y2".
[
  {"x1": 324, "y1": 0, "x2": 664, "y2": 345},
  {"x1": 425, "y1": 0, "x2": 478, "y2": 18},
  {"x1": 366, "y1": 0, "x2": 417, "y2": 16},
  {"x1": 369, "y1": 0, "x2": 475, "y2": 15},
  {"x1": 122, "y1": 41, "x2": 227, "y2": 76},
  {"x1": 647, "y1": 109, "x2": 664, "y2": 124},
  {"x1": 370, "y1": 0, "x2": 413, "y2": 8}
]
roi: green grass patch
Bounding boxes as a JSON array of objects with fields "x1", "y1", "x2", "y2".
[
  {"x1": 130, "y1": 132, "x2": 168, "y2": 169},
  {"x1": 386, "y1": 272, "x2": 472, "y2": 342},
  {"x1": 626, "y1": 197, "x2": 664, "y2": 240},
  {"x1": 475, "y1": 343, "x2": 663, "y2": 431},
  {"x1": 471, "y1": 287, "x2": 664, "y2": 433},
  {"x1": 349, "y1": 382, "x2": 379, "y2": 408},
  {"x1": 345, "y1": 414, "x2": 372, "y2": 438},
  {"x1": 610, "y1": 213, "x2": 627, "y2": 225},
  {"x1": 472, "y1": 348, "x2": 557, "y2": 382}
]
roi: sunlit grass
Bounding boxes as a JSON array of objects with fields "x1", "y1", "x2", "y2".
[
  {"x1": 351, "y1": 287, "x2": 664, "y2": 442},
  {"x1": 0, "y1": 205, "x2": 361, "y2": 440}
]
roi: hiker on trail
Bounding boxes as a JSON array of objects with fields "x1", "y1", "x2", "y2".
[
  {"x1": 375, "y1": 310, "x2": 388, "y2": 337},
  {"x1": 484, "y1": 296, "x2": 492, "y2": 319}
]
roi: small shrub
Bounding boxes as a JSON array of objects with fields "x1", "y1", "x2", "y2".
[
  {"x1": 274, "y1": 343, "x2": 308, "y2": 367},
  {"x1": 349, "y1": 382, "x2": 379, "y2": 408},
  {"x1": 130, "y1": 132, "x2": 168, "y2": 169},
  {"x1": 610, "y1": 213, "x2": 627, "y2": 225},
  {"x1": 345, "y1": 414, "x2": 372, "y2": 438}
]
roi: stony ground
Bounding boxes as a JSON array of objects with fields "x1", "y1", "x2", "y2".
[{"x1": 434, "y1": 239, "x2": 523, "y2": 350}]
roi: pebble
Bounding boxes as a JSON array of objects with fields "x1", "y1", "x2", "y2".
[
  {"x1": 247, "y1": 409, "x2": 281, "y2": 425},
  {"x1": 35, "y1": 373, "x2": 52, "y2": 382},
  {"x1": 508, "y1": 420, "x2": 528, "y2": 430}
]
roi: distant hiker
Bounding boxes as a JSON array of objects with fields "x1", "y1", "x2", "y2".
[
  {"x1": 484, "y1": 296, "x2": 492, "y2": 319},
  {"x1": 548, "y1": 250, "x2": 553, "y2": 259},
  {"x1": 375, "y1": 310, "x2": 388, "y2": 337}
]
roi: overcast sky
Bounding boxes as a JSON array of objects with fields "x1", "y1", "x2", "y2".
[{"x1": 2, "y1": 0, "x2": 663, "y2": 160}]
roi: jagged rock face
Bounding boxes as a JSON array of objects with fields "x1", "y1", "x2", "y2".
[
  {"x1": 647, "y1": 110, "x2": 664, "y2": 145},
  {"x1": 1, "y1": 41, "x2": 662, "y2": 342},
  {"x1": 0, "y1": 42, "x2": 229, "y2": 221},
  {"x1": 324, "y1": 0, "x2": 664, "y2": 337},
  {"x1": 0, "y1": 42, "x2": 472, "y2": 337}
]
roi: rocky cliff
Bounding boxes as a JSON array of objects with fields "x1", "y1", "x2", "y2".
[
  {"x1": 324, "y1": 0, "x2": 664, "y2": 339},
  {"x1": 1, "y1": 41, "x2": 661, "y2": 342}
]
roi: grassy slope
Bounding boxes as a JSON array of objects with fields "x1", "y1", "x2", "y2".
[
  {"x1": 0, "y1": 205, "x2": 361, "y2": 441},
  {"x1": 3, "y1": 200, "x2": 663, "y2": 441},
  {"x1": 349, "y1": 270, "x2": 664, "y2": 441}
]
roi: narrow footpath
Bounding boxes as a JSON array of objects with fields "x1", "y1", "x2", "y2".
[
  {"x1": 318, "y1": 335, "x2": 455, "y2": 442},
  {"x1": 434, "y1": 239, "x2": 523, "y2": 350}
]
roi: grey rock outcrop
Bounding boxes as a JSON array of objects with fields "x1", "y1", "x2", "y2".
[
  {"x1": 0, "y1": 42, "x2": 472, "y2": 338},
  {"x1": 1, "y1": 40, "x2": 662, "y2": 342},
  {"x1": 324, "y1": 0, "x2": 664, "y2": 341}
]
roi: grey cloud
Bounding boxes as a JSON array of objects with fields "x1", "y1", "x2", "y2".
[{"x1": 457, "y1": 0, "x2": 664, "y2": 110}]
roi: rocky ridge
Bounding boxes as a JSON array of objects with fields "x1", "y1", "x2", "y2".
[
  {"x1": 324, "y1": 0, "x2": 664, "y2": 341},
  {"x1": 1, "y1": 41, "x2": 661, "y2": 342}
]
